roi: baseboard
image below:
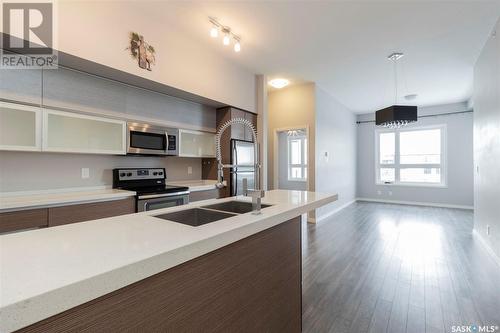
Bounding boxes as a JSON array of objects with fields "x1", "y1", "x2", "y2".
[
  {"x1": 313, "y1": 199, "x2": 357, "y2": 223},
  {"x1": 356, "y1": 197, "x2": 474, "y2": 210},
  {"x1": 473, "y1": 230, "x2": 500, "y2": 268}
]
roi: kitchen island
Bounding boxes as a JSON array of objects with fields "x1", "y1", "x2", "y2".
[{"x1": 0, "y1": 190, "x2": 337, "y2": 332}]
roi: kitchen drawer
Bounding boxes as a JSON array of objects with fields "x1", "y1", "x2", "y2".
[
  {"x1": 48, "y1": 198, "x2": 135, "y2": 227},
  {"x1": 189, "y1": 189, "x2": 220, "y2": 202},
  {"x1": 0, "y1": 208, "x2": 48, "y2": 233}
]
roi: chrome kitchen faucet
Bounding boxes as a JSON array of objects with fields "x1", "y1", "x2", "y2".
[{"x1": 215, "y1": 118, "x2": 265, "y2": 214}]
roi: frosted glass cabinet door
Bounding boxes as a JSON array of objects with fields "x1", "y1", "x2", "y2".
[
  {"x1": 0, "y1": 102, "x2": 42, "y2": 151},
  {"x1": 43, "y1": 109, "x2": 126, "y2": 154},
  {"x1": 179, "y1": 129, "x2": 216, "y2": 158}
]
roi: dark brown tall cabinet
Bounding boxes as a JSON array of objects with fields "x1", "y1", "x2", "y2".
[{"x1": 202, "y1": 107, "x2": 258, "y2": 198}]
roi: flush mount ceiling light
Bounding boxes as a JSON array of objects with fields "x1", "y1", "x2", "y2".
[
  {"x1": 287, "y1": 129, "x2": 306, "y2": 137},
  {"x1": 375, "y1": 52, "x2": 417, "y2": 129},
  {"x1": 208, "y1": 17, "x2": 242, "y2": 53},
  {"x1": 268, "y1": 78, "x2": 289, "y2": 89}
]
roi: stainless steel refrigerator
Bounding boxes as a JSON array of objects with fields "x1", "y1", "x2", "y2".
[{"x1": 230, "y1": 139, "x2": 256, "y2": 196}]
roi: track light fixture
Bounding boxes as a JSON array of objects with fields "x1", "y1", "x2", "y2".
[
  {"x1": 222, "y1": 27, "x2": 231, "y2": 46},
  {"x1": 234, "y1": 36, "x2": 241, "y2": 52},
  {"x1": 208, "y1": 17, "x2": 242, "y2": 53}
]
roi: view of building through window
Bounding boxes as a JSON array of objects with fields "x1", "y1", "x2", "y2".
[
  {"x1": 377, "y1": 127, "x2": 444, "y2": 185},
  {"x1": 288, "y1": 135, "x2": 307, "y2": 181}
]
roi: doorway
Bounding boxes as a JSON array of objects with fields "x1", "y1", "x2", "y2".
[{"x1": 274, "y1": 127, "x2": 309, "y2": 191}]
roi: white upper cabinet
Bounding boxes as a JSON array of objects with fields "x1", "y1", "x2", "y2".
[
  {"x1": 178, "y1": 129, "x2": 216, "y2": 158},
  {"x1": 0, "y1": 102, "x2": 42, "y2": 152},
  {"x1": 42, "y1": 109, "x2": 126, "y2": 155}
]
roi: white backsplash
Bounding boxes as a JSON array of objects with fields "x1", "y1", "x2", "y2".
[{"x1": 0, "y1": 151, "x2": 202, "y2": 192}]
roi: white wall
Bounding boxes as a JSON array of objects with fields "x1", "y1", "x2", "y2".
[
  {"x1": 0, "y1": 152, "x2": 201, "y2": 192},
  {"x1": 473, "y1": 18, "x2": 500, "y2": 259},
  {"x1": 57, "y1": 1, "x2": 256, "y2": 112},
  {"x1": 315, "y1": 86, "x2": 357, "y2": 219},
  {"x1": 356, "y1": 102, "x2": 474, "y2": 208}
]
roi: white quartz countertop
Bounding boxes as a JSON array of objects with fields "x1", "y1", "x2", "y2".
[
  {"x1": 167, "y1": 179, "x2": 219, "y2": 192},
  {"x1": 0, "y1": 190, "x2": 337, "y2": 332},
  {"x1": 0, "y1": 188, "x2": 136, "y2": 212}
]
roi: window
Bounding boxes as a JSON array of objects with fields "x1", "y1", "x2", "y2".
[
  {"x1": 288, "y1": 135, "x2": 307, "y2": 181},
  {"x1": 376, "y1": 125, "x2": 446, "y2": 186}
]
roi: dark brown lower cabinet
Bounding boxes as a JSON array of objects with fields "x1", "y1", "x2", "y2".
[
  {"x1": 0, "y1": 198, "x2": 135, "y2": 233},
  {"x1": 0, "y1": 208, "x2": 48, "y2": 233},
  {"x1": 189, "y1": 188, "x2": 220, "y2": 202},
  {"x1": 17, "y1": 217, "x2": 302, "y2": 333},
  {"x1": 48, "y1": 198, "x2": 135, "y2": 227}
]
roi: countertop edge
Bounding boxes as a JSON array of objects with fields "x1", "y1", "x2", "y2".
[
  {"x1": 0, "y1": 193, "x2": 338, "y2": 332},
  {"x1": 0, "y1": 190, "x2": 136, "y2": 213}
]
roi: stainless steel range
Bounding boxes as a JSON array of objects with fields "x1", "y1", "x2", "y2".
[{"x1": 113, "y1": 168, "x2": 189, "y2": 212}]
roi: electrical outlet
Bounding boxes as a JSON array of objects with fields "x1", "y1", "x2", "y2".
[
  {"x1": 187, "y1": 166, "x2": 193, "y2": 175},
  {"x1": 486, "y1": 225, "x2": 490, "y2": 236},
  {"x1": 81, "y1": 168, "x2": 90, "y2": 179}
]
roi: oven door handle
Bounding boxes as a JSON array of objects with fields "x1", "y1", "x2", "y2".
[{"x1": 138, "y1": 191, "x2": 190, "y2": 200}]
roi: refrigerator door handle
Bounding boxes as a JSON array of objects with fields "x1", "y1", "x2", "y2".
[
  {"x1": 232, "y1": 140, "x2": 238, "y2": 166},
  {"x1": 231, "y1": 140, "x2": 238, "y2": 194},
  {"x1": 232, "y1": 170, "x2": 237, "y2": 196}
]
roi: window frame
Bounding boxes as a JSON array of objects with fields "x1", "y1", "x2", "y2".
[
  {"x1": 374, "y1": 124, "x2": 447, "y2": 187},
  {"x1": 287, "y1": 134, "x2": 308, "y2": 182}
]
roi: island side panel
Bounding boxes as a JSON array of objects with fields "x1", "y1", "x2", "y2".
[{"x1": 17, "y1": 217, "x2": 302, "y2": 333}]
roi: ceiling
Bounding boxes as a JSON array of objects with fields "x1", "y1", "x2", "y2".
[{"x1": 146, "y1": 1, "x2": 500, "y2": 113}]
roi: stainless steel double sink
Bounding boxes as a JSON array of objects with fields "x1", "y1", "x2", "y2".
[{"x1": 153, "y1": 200, "x2": 272, "y2": 227}]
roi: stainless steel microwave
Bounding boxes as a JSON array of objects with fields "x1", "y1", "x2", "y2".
[{"x1": 127, "y1": 122, "x2": 179, "y2": 156}]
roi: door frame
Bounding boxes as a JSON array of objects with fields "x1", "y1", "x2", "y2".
[{"x1": 273, "y1": 125, "x2": 310, "y2": 191}]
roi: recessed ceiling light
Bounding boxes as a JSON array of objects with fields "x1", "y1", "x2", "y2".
[{"x1": 268, "y1": 78, "x2": 289, "y2": 89}]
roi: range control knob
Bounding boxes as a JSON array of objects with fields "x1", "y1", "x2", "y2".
[
  {"x1": 159, "y1": 172, "x2": 163, "y2": 176},
  {"x1": 127, "y1": 172, "x2": 132, "y2": 177},
  {"x1": 153, "y1": 172, "x2": 158, "y2": 176},
  {"x1": 120, "y1": 173, "x2": 126, "y2": 177}
]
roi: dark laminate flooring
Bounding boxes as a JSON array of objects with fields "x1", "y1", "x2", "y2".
[{"x1": 302, "y1": 202, "x2": 500, "y2": 333}]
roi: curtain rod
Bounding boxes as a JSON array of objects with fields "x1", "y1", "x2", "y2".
[{"x1": 356, "y1": 109, "x2": 473, "y2": 124}]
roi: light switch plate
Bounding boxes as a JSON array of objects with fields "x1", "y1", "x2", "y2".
[
  {"x1": 187, "y1": 166, "x2": 193, "y2": 175},
  {"x1": 81, "y1": 168, "x2": 90, "y2": 179}
]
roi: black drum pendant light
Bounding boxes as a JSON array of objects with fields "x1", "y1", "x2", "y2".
[{"x1": 376, "y1": 53, "x2": 417, "y2": 129}]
